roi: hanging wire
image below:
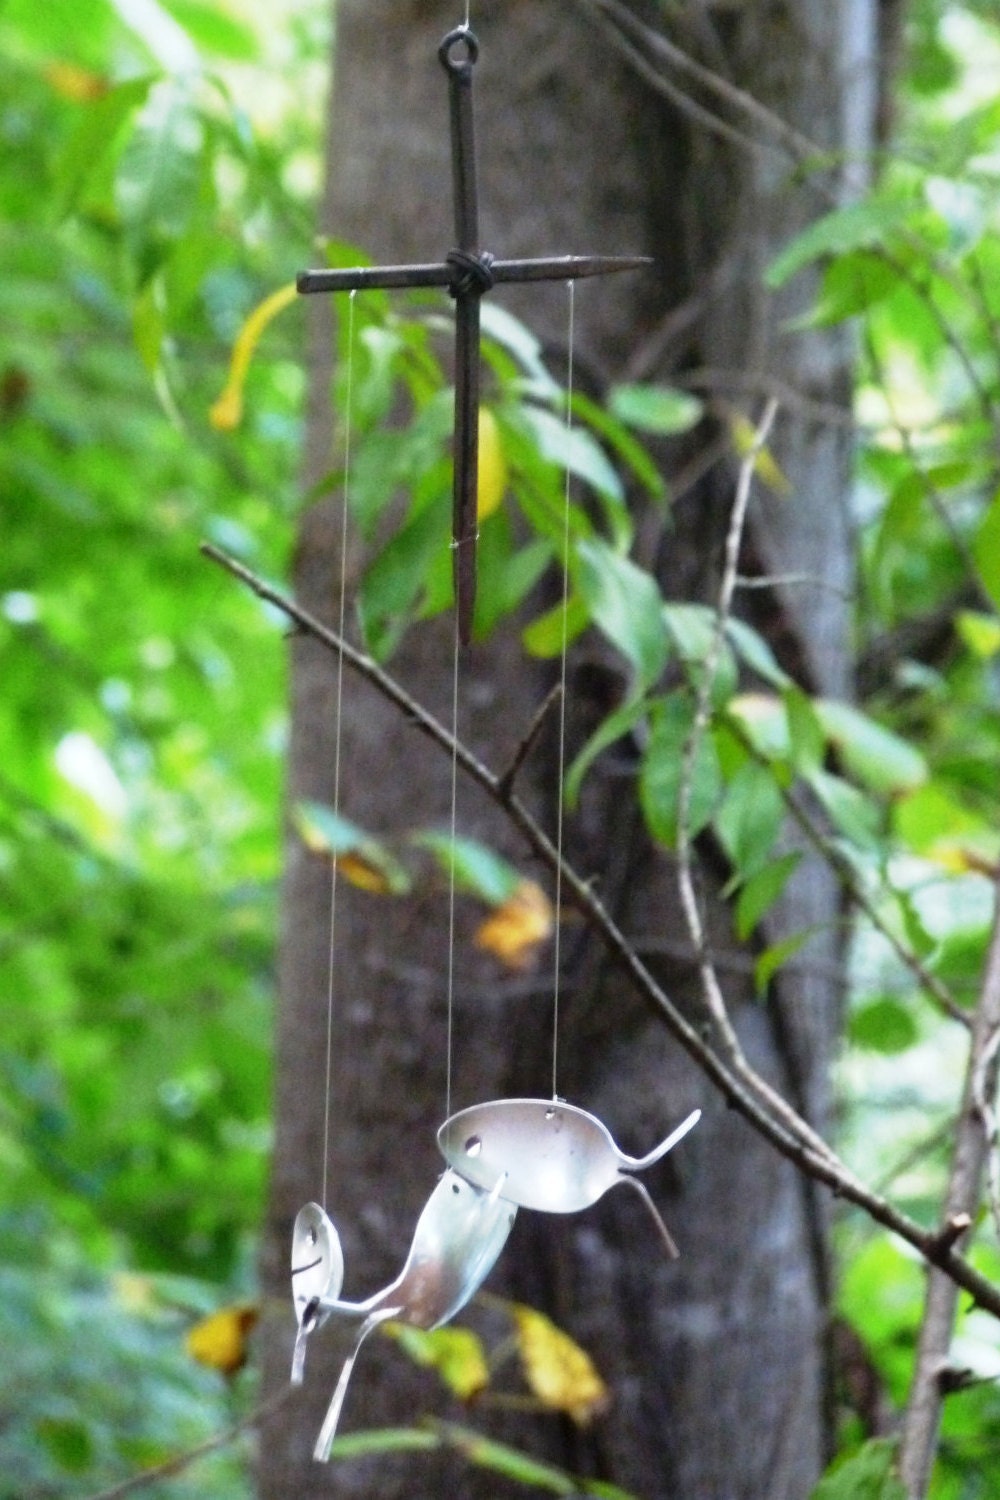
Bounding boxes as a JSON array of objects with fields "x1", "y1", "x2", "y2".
[
  {"x1": 321, "y1": 291, "x2": 357, "y2": 1209},
  {"x1": 551, "y1": 281, "x2": 575, "y2": 1100}
]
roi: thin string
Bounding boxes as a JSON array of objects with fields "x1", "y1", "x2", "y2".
[
  {"x1": 551, "y1": 280, "x2": 575, "y2": 1100},
  {"x1": 444, "y1": 607, "x2": 461, "y2": 1118},
  {"x1": 321, "y1": 290, "x2": 357, "y2": 1209}
]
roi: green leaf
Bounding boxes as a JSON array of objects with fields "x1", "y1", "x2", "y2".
[
  {"x1": 522, "y1": 592, "x2": 590, "y2": 659},
  {"x1": 607, "y1": 383, "x2": 703, "y2": 435},
  {"x1": 474, "y1": 517, "x2": 551, "y2": 641},
  {"x1": 410, "y1": 832, "x2": 521, "y2": 905},
  {"x1": 385, "y1": 1324, "x2": 490, "y2": 1400},
  {"x1": 432, "y1": 1421, "x2": 582, "y2": 1495},
  {"x1": 330, "y1": 1428, "x2": 439, "y2": 1461},
  {"x1": 784, "y1": 687, "x2": 826, "y2": 775},
  {"x1": 807, "y1": 768, "x2": 882, "y2": 851},
  {"x1": 36, "y1": 1417, "x2": 95, "y2": 1473},
  {"x1": 640, "y1": 694, "x2": 722, "y2": 848},
  {"x1": 664, "y1": 602, "x2": 738, "y2": 702},
  {"x1": 725, "y1": 618, "x2": 792, "y2": 689},
  {"x1": 519, "y1": 405, "x2": 624, "y2": 505},
  {"x1": 754, "y1": 929, "x2": 810, "y2": 993},
  {"x1": 973, "y1": 489, "x2": 1000, "y2": 611},
  {"x1": 565, "y1": 696, "x2": 648, "y2": 809},
  {"x1": 893, "y1": 781, "x2": 991, "y2": 861},
  {"x1": 714, "y1": 761, "x2": 786, "y2": 878},
  {"x1": 956, "y1": 610, "x2": 1000, "y2": 659},
  {"x1": 788, "y1": 250, "x2": 900, "y2": 329},
  {"x1": 570, "y1": 391, "x2": 666, "y2": 500},
  {"x1": 576, "y1": 538, "x2": 670, "y2": 689},
  {"x1": 480, "y1": 302, "x2": 560, "y2": 399},
  {"x1": 293, "y1": 802, "x2": 412, "y2": 895},
  {"x1": 766, "y1": 201, "x2": 911, "y2": 288},
  {"x1": 809, "y1": 1438, "x2": 906, "y2": 1500},
  {"x1": 359, "y1": 489, "x2": 448, "y2": 658},
  {"x1": 849, "y1": 997, "x2": 919, "y2": 1054},
  {"x1": 725, "y1": 694, "x2": 790, "y2": 761},
  {"x1": 115, "y1": 78, "x2": 205, "y2": 280},
  {"x1": 814, "y1": 700, "x2": 926, "y2": 795},
  {"x1": 735, "y1": 853, "x2": 800, "y2": 940},
  {"x1": 662, "y1": 602, "x2": 715, "y2": 657},
  {"x1": 54, "y1": 75, "x2": 156, "y2": 220},
  {"x1": 166, "y1": 0, "x2": 259, "y2": 60}
]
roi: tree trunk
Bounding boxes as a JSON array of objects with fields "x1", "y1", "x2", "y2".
[{"x1": 258, "y1": 3, "x2": 880, "y2": 1496}]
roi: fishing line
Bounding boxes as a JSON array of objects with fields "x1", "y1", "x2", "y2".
[
  {"x1": 551, "y1": 280, "x2": 575, "y2": 1100},
  {"x1": 321, "y1": 290, "x2": 357, "y2": 1209}
]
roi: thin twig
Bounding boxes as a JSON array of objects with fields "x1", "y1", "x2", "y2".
[
  {"x1": 718, "y1": 702, "x2": 969, "y2": 1029},
  {"x1": 899, "y1": 868, "x2": 1000, "y2": 1498},
  {"x1": 202, "y1": 541, "x2": 1000, "y2": 1324},
  {"x1": 580, "y1": 2, "x2": 784, "y2": 166},
  {"x1": 674, "y1": 400, "x2": 839, "y2": 1164},
  {"x1": 497, "y1": 683, "x2": 562, "y2": 800},
  {"x1": 83, "y1": 1387, "x2": 294, "y2": 1500},
  {"x1": 972, "y1": 1022, "x2": 1000, "y2": 1245},
  {"x1": 579, "y1": 0, "x2": 825, "y2": 173}
]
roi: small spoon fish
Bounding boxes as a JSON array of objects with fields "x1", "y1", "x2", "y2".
[
  {"x1": 438, "y1": 1099, "x2": 700, "y2": 1258},
  {"x1": 290, "y1": 1202, "x2": 345, "y2": 1384},
  {"x1": 291, "y1": 1169, "x2": 516, "y2": 1460}
]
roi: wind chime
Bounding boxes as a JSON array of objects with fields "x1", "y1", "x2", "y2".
[{"x1": 288, "y1": 15, "x2": 700, "y2": 1463}]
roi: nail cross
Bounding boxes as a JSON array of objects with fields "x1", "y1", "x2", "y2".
[{"x1": 297, "y1": 25, "x2": 649, "y2": 645}]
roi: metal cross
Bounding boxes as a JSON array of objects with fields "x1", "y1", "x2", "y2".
[{"x1": 298, "y1": 25, "x2": 648, "y2": 646}]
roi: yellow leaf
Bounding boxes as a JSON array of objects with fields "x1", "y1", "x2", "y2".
[
  {"x1": 477, "y1": 407, "x2": 507, "y2": 520},
  {"x1": 728, "y1": 410, "x2": 791, "y2": 496},
  {"x1": 473, "y1": 880, "x2": 553, "y2": 971},
  {"x1": 384, "y1": 1323, "x2": 490, "y2": 1401},
  {"x1": 209, "y1": 282, "x2": 298, "y2": 431},
  {"x1": 512, "y1": 1304, "x2": 609, "y2": 1426},
  {"x1": 338, "y1": 850, "x2": 395, "y2": 894},
  {"x1": 44, "y1": 62, "x2": 108, "y2": 102},
  {"x1": 185, "y1": 1304, "x2": 259, "y2": 1376}
]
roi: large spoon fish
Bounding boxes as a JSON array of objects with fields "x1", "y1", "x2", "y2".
[{"x1": 438, "y1": 1099, "x2": 700, "y2": 1258}]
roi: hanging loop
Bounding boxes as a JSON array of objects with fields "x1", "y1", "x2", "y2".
[{"x1": 438, "y1": 26, "x2": 479, "y2": 77}]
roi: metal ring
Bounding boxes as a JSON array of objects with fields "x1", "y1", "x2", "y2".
[{"x1": 438, "y1": 26, "x2": 479, "y2": 76}]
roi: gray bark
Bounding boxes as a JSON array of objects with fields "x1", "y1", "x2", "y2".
[{"x1": 258, "y1": 3, "x2": 880, "y2": 1496}]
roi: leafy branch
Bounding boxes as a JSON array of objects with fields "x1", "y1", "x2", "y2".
[{"x1": 202, "y1": 540, "x2": 1000, "y2": 1327}]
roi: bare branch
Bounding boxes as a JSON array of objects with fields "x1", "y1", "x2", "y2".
[
  {"x1": 899, "y1": 868, "x2": 1000, "y2": 1498},
  {"x1": 83, "y1": 1387, "x2": 294, "y2": 1500}
]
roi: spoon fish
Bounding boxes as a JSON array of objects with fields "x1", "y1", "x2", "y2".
[
  {"x1": 438, "y1": 1099, "x2": 700, "y2": 1257},
  {"x1": 291, "y1": 1169, "x2": 516, "y2": 1459}
]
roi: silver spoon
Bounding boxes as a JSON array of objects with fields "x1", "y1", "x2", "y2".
[
  {"x1": 437, "y1": 1099, "x2": 701, "y2": 1258},
  {"x1": 293, "y1": 1169, "x2": 517, "y2": 1461},
  {"x1": 290, "y1": 1202, "x2": 345, "y2": 1384}
]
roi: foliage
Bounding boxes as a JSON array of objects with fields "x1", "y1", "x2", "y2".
[
  {"x1": 0, "y1": 0, "x2": 316, "y2": 1489},
  {"x1": 3, "y1": 0, "x2": 1000, "y2": 1494}
]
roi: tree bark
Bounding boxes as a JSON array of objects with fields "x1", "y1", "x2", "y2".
[{"x1": 258, "y1": 3, "x2": 880, "y2": 1496}]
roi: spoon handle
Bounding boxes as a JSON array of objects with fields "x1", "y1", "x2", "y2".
[
  {"x1": 617, "y1": 1176, "x2": 680, "y2": 1259},
  {"x1": 313, "y1": 1307, "x2": 401, "y2": 1462},
  {"x1": 624, "y1": 1108, "x2": 701, "y2": 1172}
]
